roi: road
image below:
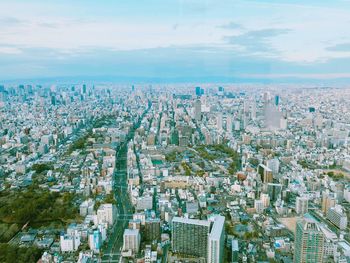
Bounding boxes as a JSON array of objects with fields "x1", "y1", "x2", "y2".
[{"x1": 101, "y1": 104, "x2": 151, "y2": 263}]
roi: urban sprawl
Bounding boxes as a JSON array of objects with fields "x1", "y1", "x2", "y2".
[{"x1": 0, "y1": 84, "x2": 350, "y2": 263}]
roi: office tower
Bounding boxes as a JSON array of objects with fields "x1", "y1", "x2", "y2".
[
  {"x1": 82, "y1": 84, "x2": 87, "y2": 94},
  {"x1": 172, "y1": 217, "x2": 210, "y2": 259},
  {"x1": 218, "y1": 86, "x2": 224, "y2": 96},
  {"x1": 195, "y1": 86, "x2": 201, "y2": 96},
  {"x1": 51, "y1": 95, "x2": 56, "y2": 106},
  {"x1": 295, "y1": 196, "x2": 309, "y2": 215},
  {"x1": 123, "y1": 229, "x2": 141, "y2": 253},
  {"x1": 267, "y1": 183, "x2": 282, "y2": 202},
  {"x1": 258, "y1": 164, "x2": 273, "y2": 183},
  {"x1": 208, "y1": 216, "x2": 225, "y2": 263},
  {"x1": 275, "y1": 95, "x2": 279, "y2": 106},
  {"x1": 194, "y1": 99, "x2": 202, "y2": 121},
  {"x1": 294, "y1": 215, "x2": 324, "y2": 263},
  {"x1": 326, "y1": 205, "x2": 348, "y2": 230},
  {"x1": 322, "y1": 192, "x2": 336, "y2": 214}
]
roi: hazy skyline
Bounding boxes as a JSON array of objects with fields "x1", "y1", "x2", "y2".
[{"x1": 1, "y1": 0, "x2": 350, "y2": 83}]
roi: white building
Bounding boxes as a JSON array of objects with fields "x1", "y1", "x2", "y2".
[
  {"x1": 123, "y1": 229, "x2": 141, "y2": 254},
  {"x1": 208, "y1": 215, "x2": 225, "y2": 263},
  {"x1": 326, "y1": 205, "x2": 348, "y2": 230},
  {"x1": 97, "y1": 203, "x2": 117, "y2": 227},
  {"x1": 254, "y1": 199, "x2": 264, "y2": 214},
  {"x1": 60, "y1": 234, "x2": 80, "y2": 252}
]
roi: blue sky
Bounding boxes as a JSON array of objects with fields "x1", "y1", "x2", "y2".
[{"x1": 1, "y1": 0, "x2": 350, "y2": 83}]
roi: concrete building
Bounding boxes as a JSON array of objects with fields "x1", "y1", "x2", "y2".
[
  {"x1": 294, "y1": 215, "x2": 324, "y2": 263},
  {"x1": 60, "y1": 233, "x2": 81, "y2": 252},
  {"x1": 254, "y1": 199, "x2": 264, "y2": 214},
  {"x1": 295, "y1": 196, "x2": 309, "y2": 215},
  {"x1": 322, "y1": 192, "x2": 336, "y2": 214},
  {"x1": 171, "y1": 217, "x2": 210, "y2": 259},
  {"x1": 208, "y1": 215, "x2": 225, "y2": 263},
  {"x1": 326, "y1": 205, "x2": 348, "y2": 230},
  {"x1": 123, "y1": 229, "x2": 141, "y2": 254},
  {"x1": 97, "y1": 203, "x2": 117, "y2": 227}
]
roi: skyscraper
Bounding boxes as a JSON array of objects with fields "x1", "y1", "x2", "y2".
[
  {"x1": 194, "y1": 99, "x2": 202, "y2": 121},
  {"x1": 195, "y1": 86, "x2": 201, "y2": 96},
  {"x1": 294, "y1": 215, "x2": 324, "y2": 263}
]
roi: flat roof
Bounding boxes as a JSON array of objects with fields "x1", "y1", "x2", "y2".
[{"x1": 172, "y1": 217, "x2": 211, "y2": 227}]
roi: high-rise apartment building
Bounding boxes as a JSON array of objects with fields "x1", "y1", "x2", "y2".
[
  {"x1": 172, "y1": 217, "x2": 211, "y2": 259},
  {"x1": 208, "y1": 216, "x2": 225, "y2": 263}
]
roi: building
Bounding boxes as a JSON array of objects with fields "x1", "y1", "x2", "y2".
[
  {"x1": 60, "y1": 233, "x2": 81, "y2": 252},
  {"x1": 97, "y1": 203, "x2": 117, "y2": 227},
  {"x1": 144, "y1": 218, "x2": 161, "y2": 242},
  {"x1": 194, "y1": 99, "x2": 202, "y2": 121},
  {"x1": 326, "y1": 205, "x2": 348, "y2": 230},
  {"x1": 231, "y1": 239, "x2": 239, "y2": 263},
  {"x1": 123, "y1": 229, "x2": 141, "y2": 254},
  {"x1": 295, "y1": 196, "x2": 309, "y2": 215},
  {"x1": 172, "y1": 217, "x2": 210, "y2": 259},
  {"x1": 208, "y1": 215, "x2": 225, "y2": 263},
  {"x1": 267, "y1": 183, "x2": 282, "y2": 202},
  {"x1": 294, "y1": 215, "x2": 324, "y2": 263},
  {"x1": 254, "y1": 199, "x2": 264, "y2": 214},
  {"x1": 80, "y1": 199, "x2": 95, "y2": 216},
  {"x1": 322, "y1": 192, "x2": 336, "y2": 214},
  {"x1": 258, "y1": 164, "x2": 273, "y2": 183},
  {"x1": 261, "y1": 193, "x2": 270, "y2": 207},
  {"x1": 88, "y1": 230, "x2": 102, "y2": 253},
  {"x1": 266, "y1": 158, "x2": 280, "y2": 176}
]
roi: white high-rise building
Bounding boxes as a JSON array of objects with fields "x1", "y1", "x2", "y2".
[
  {"x1": 97, "y1": 203, "x2": 117, "y2": 227},
  {"x1": 123, "y1": 229, "x2": 141, "y2": 254},
  {"x1": 208, "y1": 216, "x2": 225, "y2": 263}
]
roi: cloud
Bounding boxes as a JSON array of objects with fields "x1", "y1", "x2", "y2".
[
  {"x1": 219, "y1": 22, "x2": 244, "y2": 30},
  {"x1": 327, "y1": 43, "x2": 350, "y2": 52},
  {"x1": 0, "y1": 17, "x2": 24, "y2": 26},
  {"x1": 224, "y1": 28, "x2": 291, "y2": 54},
  {"x1": 0, "y1": 45, "x2": 22, "y2": 54}
]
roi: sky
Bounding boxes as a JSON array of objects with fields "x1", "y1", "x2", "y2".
[{"x1": 1, "y1": 0, "x2": 350, "y2": 83}]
